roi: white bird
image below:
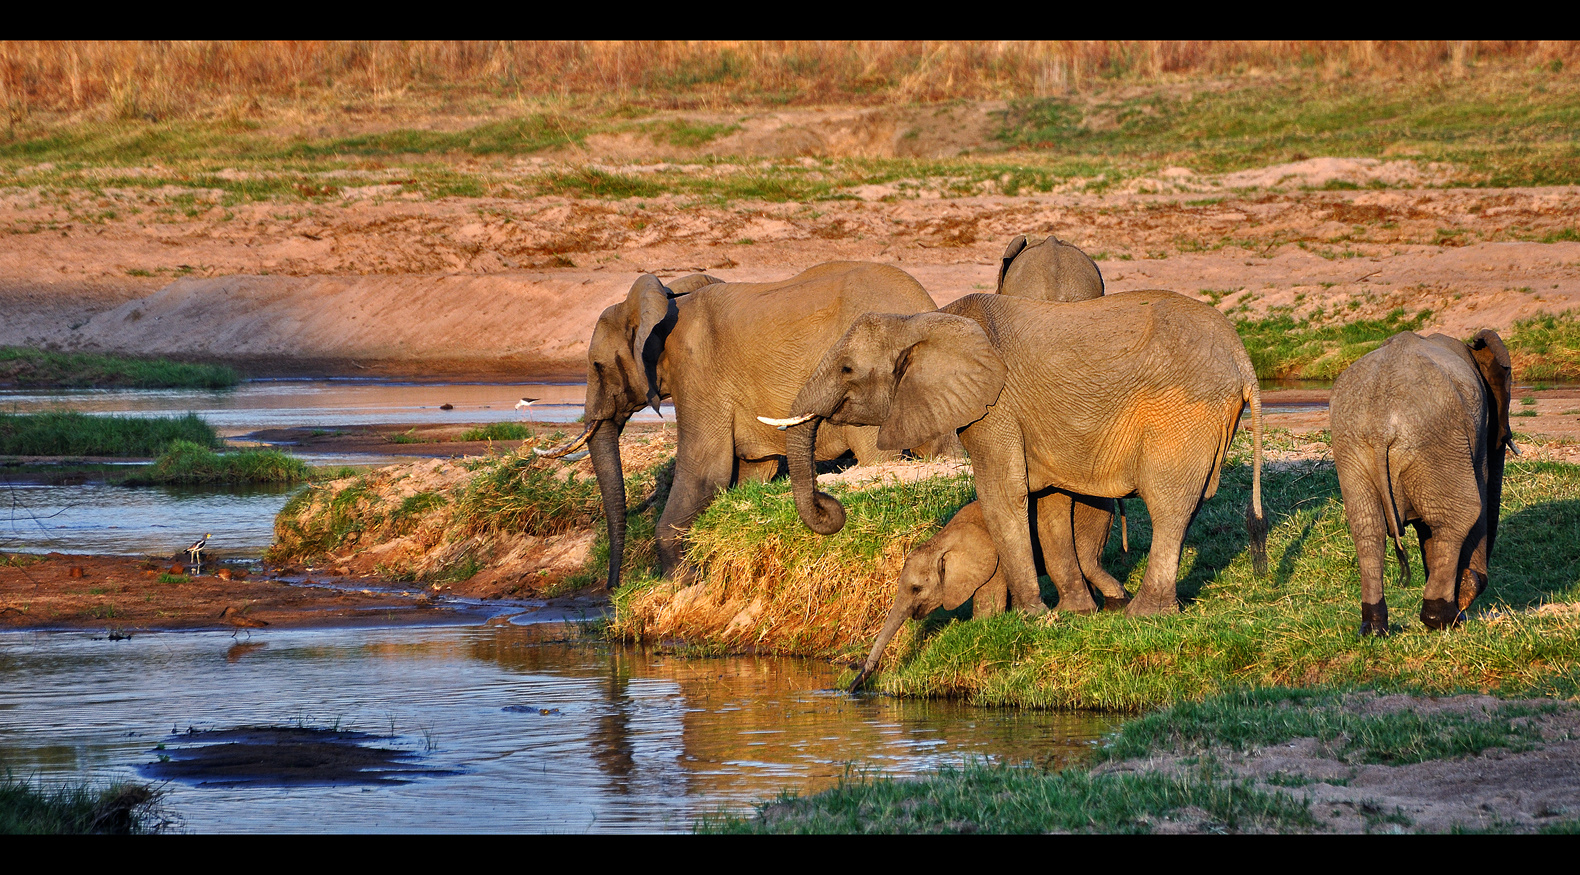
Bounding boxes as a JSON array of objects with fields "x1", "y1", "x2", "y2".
[
  {"x1": 515, "y1": 397, "x2": 539, "y2": 418},
  {"x1": 186, "y1": 533, "x2": 211, "y2": 573}
]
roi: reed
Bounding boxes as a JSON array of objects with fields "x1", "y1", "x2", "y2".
[{"x1": 0, "y1": 411, "x2": 218, "y2": 456}]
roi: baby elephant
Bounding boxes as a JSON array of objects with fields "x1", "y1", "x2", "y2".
[
  {"x1": 848, "y1": 496, "x2": 1129, "y2": 692},
  {"x1": 1330, "y1": 329, "x2": 1514, "y2": 635}
]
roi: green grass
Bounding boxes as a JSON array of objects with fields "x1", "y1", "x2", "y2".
[
  {"x1": 1507, "y1": 310, "x2": 1580, "y2": 382},
  {"x1": 996, "y1": 72, "x2": 1580, "y2": 187},
  {"x1": 0, "y1": 411, "x2": 218, "y2": 456},
  {"x1": 703, "y1": 686, "x2": 1577, "y2": 834},
  {"x1": 865, "y1": 437, "x2": 1580, "y2": 710},
  {"x1": 1234, "y1": 307, "x2": 1431, "y2": 381},
  {"x1": 0, "y1": 347, "x2": 239, "y2": 389},
  {"x1": 0, "y1": 773, "x2": 164, "y2": 834},
  {"x1": 1099, "y1": 687, "x2": 1555, "y2": 764},
  {"x1": 458, "y1": 422, "x2": 535, "y2": 442},
  {"x1": 124, "y1": 439, "x2": 310, "y2": 485},
  {"x1": 452, "y1": 452, "x2": 601, "y2": 537},
  {"x1": 701, "y1": 759, "x2": 1315, "y2": 834}
]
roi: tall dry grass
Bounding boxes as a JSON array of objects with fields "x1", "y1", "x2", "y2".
[{"x1": 2, "y1": 41, "x2": 1574, "y2": 121}]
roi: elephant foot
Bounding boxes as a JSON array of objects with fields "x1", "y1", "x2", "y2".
[
  {"x1": 1101, "y1": 595, "x2": 1130, "y2": 613},
  {"x1": 1420, "y1": 598, "x2": 1465, "y2": 631},
  {"x1": 1458, "y1": 569, "x2": 1489, "y2": 613},
  {"x1": 1017, "y1": 601, "x2": 1050, "y2": 617},
  {"x1": 1052, "y1": 602, "x2": 1098, "y2": 616},
  {"x1": 1359, "y1": 600, "x2": 1390, "y2": 637},
  {"x1": 1053, "y1": 588, "x2": 1098, "y2": 615}
]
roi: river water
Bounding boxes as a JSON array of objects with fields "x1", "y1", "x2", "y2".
[{"x1": 0, "y1": 623, "x2": 1116, "y2": 833}]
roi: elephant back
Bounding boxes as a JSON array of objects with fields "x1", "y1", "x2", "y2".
[{"x1": 997, "y1": 235, "x2": 1104, "y2": 302}]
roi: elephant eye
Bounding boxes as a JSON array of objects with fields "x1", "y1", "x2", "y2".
[{"x1": 841, "y1": 365, "x2": 853, "y2": 375}]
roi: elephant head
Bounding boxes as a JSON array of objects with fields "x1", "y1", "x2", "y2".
[
  {"x1": 541, "y1": 272, "x2": 721, "y2": 590},
  {"x1": 849, "y1": 502, "x2": 999, "y2": 692},
  {"x1": 996, "y1": 234, "x2": 1104, "y2": 302},
  {"x1": 769, "y1": 311, "x2": 1006, "y2": 536}
]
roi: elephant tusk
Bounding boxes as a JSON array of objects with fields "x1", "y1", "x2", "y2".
[
  {"x1": 535, "y1": 424, "x2": 595, "y2": 458},
  {"x1": 1506, "y1": 437, "x2": 1522, "y2": 457},
  {"x1": 756, "y1": 413, "x2": 817, "y2": 430}
]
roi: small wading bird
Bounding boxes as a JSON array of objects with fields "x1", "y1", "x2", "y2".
[
  {"x1": 515, "y1": 397, "x2": 540, "y2": 418},
  {"x1": 186, "y1": 533, "x2": 211, "y2": 573},
  {"x1": 219, "y1": 605, "x2": 269, "y2": 639}
]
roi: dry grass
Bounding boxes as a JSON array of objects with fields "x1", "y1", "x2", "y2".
[{"x1": 1, "y1": 41, "x2": 1573, "y2": 123}]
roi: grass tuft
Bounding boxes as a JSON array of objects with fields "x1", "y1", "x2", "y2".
[
  {"x1": 0, "y1": 347, "x2": 239, "y2": 389},
  {"x1": 0, "y1": 773, "x2": 165, "y2": 834},
  {"x1": 0, "y1": 411, "x2": 218, "y2": 457},
  {"x1": 126, "y1": 440, "x2": 309, "y2": 485}
]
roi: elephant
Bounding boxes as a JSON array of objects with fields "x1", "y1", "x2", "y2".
[
  {"x1": 996, "y1": 234, "x2": 1105, "y2": 302},
  {"x1": 541, "y1": 262, "x2": 939, "y2": 591},
  {"x1": 764, "y1": 290, "x2": 1268, "y2": 617},
  {"x1": 848, "y1": 495, "x2": 1130, "y2": 691},
  {"x1": 1330, "y1": 329, "x2": 1515, "y2": 635}
]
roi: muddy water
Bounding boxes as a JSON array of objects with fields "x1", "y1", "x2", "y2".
[
  {"x1": 0, "y1": 379, "x2": 670, "y2": 433},
  {"x1": 0, "y1": 623, "x2": 1115, "y2": 833}
]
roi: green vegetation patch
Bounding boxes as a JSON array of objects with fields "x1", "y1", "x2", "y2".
[
  {"x1": 125, "y1": 439, "x2": 309, "y2": 485},
  {"x1": 611, "y1": 472, "x2": 976, "y2": 655},
  {"x1": 0, "y1": 347, "x2": 239, "y2": 389},
  {"x1": 458, "y1": 422, "x2": 535, "y2": 442},
  {"x1": 0, "y1": 411, "x2": 218, "y2": 456},
  {"x1": 1234, "y1": 307, "x2": 1431, "y2": 381},
  {"x1": 1100, "y1": 687, "x2": 1556, "y2": 764},
  {"x1": 1507, "y1": 310, "x2": 1580, "y2": 383},
  {"x1": 452, "y1": 453, "x2": 601, "y2": 537},
  {"x1": 0, "y1": 774, "x2": 164, "y2": 834},
  {"x1": 702, "y1": 759, "x2": 1314, "y2": 834},
  {"x1": 870, "y1": 439, "x2": 1580, "y2": 710}
]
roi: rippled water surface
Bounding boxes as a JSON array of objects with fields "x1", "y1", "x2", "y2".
[
  {"x1": 0, "y1": 624, "x2": 1115, "y2": 833},
  {"x1": 0, "y1": 380, "x2": 671, "y2": 433},
  {"x1": 0, "y1": 481, "x2": 293, "y2": 557}
]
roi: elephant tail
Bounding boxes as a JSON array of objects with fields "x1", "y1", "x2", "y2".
[
  {"x1": 1240, "y1": 362, "x2": 1269, "y2": 577},
  {"x1": 1377, "y1": 441, "x2": 1411, "y2": 587}
]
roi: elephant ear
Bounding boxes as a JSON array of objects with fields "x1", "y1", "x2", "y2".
[
  {"x1": 877, "y1": 312, "x2": 1006, "y2": 451},
  {"x1": 1469, "y1": 329, "x2": 1513, "y2": 448},
  {"x1": 938, "y1": 536, "x2": 1000, "y2": 611},
  {"x1": 628, "y1": 275, "x2": 678, "y2": 413},
  {"x1": 996, "y1": 235, "x2": 1029, "y2": 293}
]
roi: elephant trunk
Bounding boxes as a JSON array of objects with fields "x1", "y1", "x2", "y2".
[
  {"x1": 785, "y1": 417, "x2": 847, "y2": 535},
  {"x1": 588, "y1": 420, "x2": 628, "y2": 591},
  {"x1": 849, "y1": 602, "x2": 910, "y2": 693}
]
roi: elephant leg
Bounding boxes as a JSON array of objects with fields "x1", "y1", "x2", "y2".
[
  {"x1": 973, "y1": 564, "x2": 1008, "y2": 618},
  {"x1": 1416, "y1": 518, "x2": 1473, "y2": 630},
  {"x1": 655, "y1": 448, "x2": 735, "y2": 582},
  {"x1": 968, "y1": 434, "x2": 1045, "y2": 615},
  {"x1": 845, "y1": 425, "x2": 900, "y2": 466},
  {"x1": 1336, "y1": 459, "x2": 1390, "y2": 636},
  {"x1": 1033, "y1": 492, "x2": 1097, "y2": 614},
  {"x1": 1072, "y1": 495, "x2": 1129, "y2": 609},
  {"x1": 1125, "y1": 475, "x2": 1209, "y2": 617},
  {"x1": 1458, "y1": 515, "x2": 1490, "y2": 614}
]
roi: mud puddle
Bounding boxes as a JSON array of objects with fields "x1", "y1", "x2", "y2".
[{"x1": 0, "y1": 623, "x2": 1115, "y2": 833}]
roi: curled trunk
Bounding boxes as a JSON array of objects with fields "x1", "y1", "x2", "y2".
[
  {"x1": 849, "y1": 603, "x2": 910, "y2": 693},
  {"x1": 588, "y1": 421, "x2": 627, "y2": 591},
  {"x1": 785, "y1": 417, "x2": 846, "y2": 535}
]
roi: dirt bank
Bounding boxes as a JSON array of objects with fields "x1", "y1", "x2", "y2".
[
  {"x1": 1095, "y1": 693, "x2": 1580, "y2": 834},
  {"x1": 3, "y1": 172, "x2": 1577, "y2": 378},
  {"x1": 0, "y1": 553, "x2": 504, "y2": 633}
]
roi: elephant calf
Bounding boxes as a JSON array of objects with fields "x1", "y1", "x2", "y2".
[
  {"x1": 995, "y1": 234, "x2": 1104, "y2": 302},
  {"x1": 1330, "y1": 329, "x2": 1515, "y2": 635},
  {"x1": 849, "y1": 497, "x2": 1130, "y2": 692}
]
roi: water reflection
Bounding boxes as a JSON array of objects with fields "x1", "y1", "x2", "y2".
[{"x1": 0, "y1": 624, "x2": 1115, "y2": 833}]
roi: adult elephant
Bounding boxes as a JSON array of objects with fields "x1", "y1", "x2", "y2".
[
  {"x1": 1330, "y1": 330, "x2": 1514, "y2": 635},
  {"x1": 763, "y1": 291, "x2": 1268, "y2": 617},
  {"x1": 542, "y1": 263, "x2": 939, "y2": 591},
  {"x1": 996, "y1": 234, "x2": 1104, "y2": 302}
]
